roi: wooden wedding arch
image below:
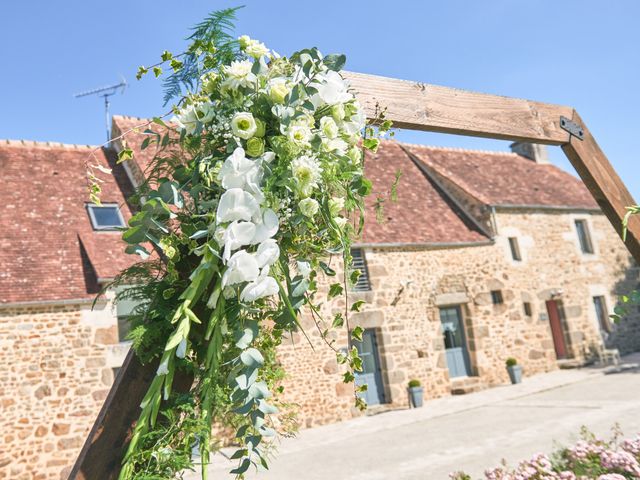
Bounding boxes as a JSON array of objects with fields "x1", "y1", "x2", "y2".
[{"x1": 70, "y1": 71, "x2": 640, "y2": 479}]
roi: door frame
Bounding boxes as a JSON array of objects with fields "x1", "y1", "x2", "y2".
[
  {"x1": 439, "y1": 305, "x2": 473, "y2": 378},
  {"x1": 546, "y1": 299, "x2": 569, "y2": 359},
  {"x1": 354, "y1": 328, "x2": 387, "y2": 405}
]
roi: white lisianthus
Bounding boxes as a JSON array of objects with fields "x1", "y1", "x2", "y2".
[
  {"x1": 222, "y1": 60, "x2": 256, "y2": 90},
  {"x1": 173, "y1": 104, "x2": 199, "y2": 135},
  {"x1": 268, "y1": 78, "x2": 291, "y2": 104},
  {"x1": 217, "y1": 188, "x2": 261, "y2": 223},
  {"x1": 331, "y1": 103, "x2": 346, "y2": 122},
  {"x1": 313, "y1": 70, "x2": 353, "y2": 106},
  {"x1": 197, "y1": 102, "x2": 216, "y2": 124},
  {"x1": 347, "y1": 146, "x2": 362, "y2": 164},
  {"x1": 254, "y1": 239, "x2": 280, "y2": 268},
  {"x1": 222, "y1": 250, "x2": 260, "y2": 286},
  {"x1": 328, "y1": 197, "x2": 345, "y2": 216},
  {"x1": 323, "y1": 137, "x2": 348, "y2": 155},
  {"x1": 320, "y1": 116, "x2": 339, "y2": 139},
  {"x1": 334, "y1": 216, "x2": 349, "y2": 228},
  {"x1": 240, "y1": 273, "x2": 278, "y2": 302},
  {"x1": 296, "y1": 260, "x2": 312, "y2": 279},
  {"x1": 291, "y1": 155, "x2": 322, "y2": 196},
  {"x1": 231, "y1": 112, "x2": 258, "y2": 139},
  {"x1": 287, "y1": 125, "x2": 312, "y2": 146},
  {"x1": 299, "y1": 198, "x2": 319, "y2": 217},
  {"x1": 251, "y1": 209, "x2": 279, "y2": 245},
  {"x1": 222, "y1": 221, "x2": 257, "y2": 261}
]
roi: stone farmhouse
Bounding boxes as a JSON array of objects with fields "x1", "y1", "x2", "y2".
[{"x1": 1, "y1": 115, "x2": 639, "y2": 478}]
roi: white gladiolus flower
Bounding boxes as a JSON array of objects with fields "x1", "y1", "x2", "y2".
[
  {"x1": 291, "y1": 155, "x2": 322, "y2": 196},
  {"x1": 176, "y1": 339, "x2": 188, "y2": 359},
  {"x1": 217, "y1": 148, "x2": 264, "y2": 201},
  {"x1": 320, "y1": 116, "x2": 339, "y2": 139},
  {"x1": 287, "y1": 125, "x2": 312, "y2": 146},
  {"x1": 240, "y1": 274, "x2": 278, "y2": 302},
  {"x1": 222, "y1": 250, "x2": 260, "y2": 286},
  {"x1": 217, "y1": 188, "x2": 261, "y2": 223},
  {"x1": 222, "y1": 60, "x2": 256, "y2": 89},
  {"x1": 222, "y1": 221, "x2": 257, "y2": 261},
  {"x1": 231, "y1": 112, "x2": 258, "y2": 139},
  {"x1": 299, "y1": 198, "x2": 319, "y2": 217},
  {"x1": 254, "y1": 239, "x2": 280, "y2": 268},
  {"x1": 251, "y1": 209, "x2": 279, "y2": 244},
  {"x1": 157, "y1": 358, "x2": 170, "y2": 376},
  {"x1": 297, "y1": 260, "x2": 312, "y2": 279}
]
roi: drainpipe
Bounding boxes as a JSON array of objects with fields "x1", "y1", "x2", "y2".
[{"x1": 489, "y1": 206, "x2": 499, "y2": 237}]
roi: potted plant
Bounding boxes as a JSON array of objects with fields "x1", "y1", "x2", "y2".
[
  {"x1": 408, "y1": 379, "x2": 424, "y2": 408},
  {"x1": 506, "y1": 357, "x2": 523, "y2": 384}
]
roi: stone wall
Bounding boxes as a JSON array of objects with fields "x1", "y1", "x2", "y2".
[
  {"x1": 0, "y1": 300, "x2": 122, "y2": 480},
  {"x1": 277, "y1": 209, "x2": 640, "y2": 427}
]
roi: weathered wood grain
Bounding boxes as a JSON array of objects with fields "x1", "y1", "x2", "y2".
[
  {"x1": 344, "y1": 71, "x2": 573, "y2": 144},
  {"x1": 69, "y1": 350, "x2": 158, "y2": 480},
  {"x1": 562, "y1": 110, "x2": 640, "y2": 262}
]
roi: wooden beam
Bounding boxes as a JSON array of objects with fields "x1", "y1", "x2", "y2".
[
  {"x1": 69, "y1": 350, "x2": 158, "y2": 480},
  {"x1": 562, "y1": 110, "x2": 640, "y2": 262},
  {"x1": 344, "y1": 71, "x2": 573, "y2": 144}
]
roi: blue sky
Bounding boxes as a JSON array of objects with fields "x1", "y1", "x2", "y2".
[{"x1": 1, "y1": 1, "x2": 639, "y2": 198}]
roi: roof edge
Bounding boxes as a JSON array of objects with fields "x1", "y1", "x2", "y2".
[
  {"x1": 0, "y1": 139, "x2": 99, "y2": 150},
  {"x1": 0, "y1": 297, "x2": 108, "y2": 310},
  {"x1": 492, "y1": 204, "x2": 602, "y2": 213},
  {"x1": 354, "y1": 240, "x2": 494, "y2": 250}
]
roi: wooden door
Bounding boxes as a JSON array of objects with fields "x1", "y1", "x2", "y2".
[{"x1": 546, "y1": 300, "x2": 567, "y2": 359}]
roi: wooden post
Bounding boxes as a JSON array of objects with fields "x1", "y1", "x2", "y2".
[{"x1": 72, "y1": 71, "x2": 639, "y2": 478}]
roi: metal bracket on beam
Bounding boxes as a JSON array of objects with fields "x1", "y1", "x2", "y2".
[{"x1": 560, "y1": 116, "x2": 584, "y2": 140}]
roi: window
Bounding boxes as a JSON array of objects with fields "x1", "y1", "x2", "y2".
[
  {"x1": 523, "y1": 302, "x2": 532, "y2": 316},
  {"x1": 593, "y1": 296, "x2": 611, "y2": 333},
  {"x1": 87, "y1": 204, "x2": 125, "y2": 230},
  {"x1": 350, "y1": 248, "x2": 372, "y2": 291},
  {"x1": 491, "y1": 290, "x2": 503, "y2": 305},
  {"x1": 508, "y1": 237, "x2": 522, "y2": 261},
  {"x1": 575, "y1": 219, "x2": 594, "y2": 254}
]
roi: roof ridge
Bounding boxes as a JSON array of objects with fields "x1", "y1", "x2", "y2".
[
  {"x1": 0, "y1": 139, "x2": 98, "y2": 149},
  {"x1": 392, "y1": 139, "x2": 521, "y2": 157},
  {"x1": 112, "y1": 114, "x2": 147, "y2": 122}
]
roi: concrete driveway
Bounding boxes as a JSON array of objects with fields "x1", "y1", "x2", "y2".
[{"x1": 190, "y1": 361, "x2": 640, "y2": 480}]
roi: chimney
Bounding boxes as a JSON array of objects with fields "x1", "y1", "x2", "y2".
[{"x1": 509, "y1": 142, "x2": 549, "y2": 164}]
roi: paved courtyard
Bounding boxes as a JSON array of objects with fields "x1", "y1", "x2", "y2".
[{"x1": 192, "y1": 358, "x2": 640, "y2": 480}]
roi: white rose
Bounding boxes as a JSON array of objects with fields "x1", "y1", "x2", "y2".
[
  {"x1": 217, "y1": 188, "x2": 261, "y2": 224},
  {"x1": 197, "y1": 102, "x2": 215, "y2": 124},
  {"x1": 231, "y1": 112, "x2": 258, "y2": 139},
  {"x1": 320, "y1": 116, "x2": 339, "y2": 139},
  {"x1": 222, "y1": 250, "x2": 260, "y2": 286},
  {"x1": 288, "y1": 125, "x2": 312, "y2": 146},
  {"x1": 299, "y1": 198, "x2": 319, "y2": 217},
  {"x1": 268, "y1": 78, "x2": 291, "y2": 104},
  {"x1": 172, "y1": 104, "x2": 199, "y2": 135}
]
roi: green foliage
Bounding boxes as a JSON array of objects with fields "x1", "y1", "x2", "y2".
[
  {"x1": 505, "y1": 357, "x2": 518, "y2": 367},
  {"x1": 408, "y1": 379, "x2": 421, "y2": 388}
]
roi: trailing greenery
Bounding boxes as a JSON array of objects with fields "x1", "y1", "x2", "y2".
[{"x1": 98, "y1": 7, "x2": 393, "y2": 480}]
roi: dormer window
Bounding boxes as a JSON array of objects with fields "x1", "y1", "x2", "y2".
[{"x1": 87, "y1": 204, "x2": 125, "y2": 230}]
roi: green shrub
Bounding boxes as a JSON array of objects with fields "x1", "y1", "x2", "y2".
[
  {"x1": 408, "y1": 379, "x2": 421, "y2": 388},
  {"x1": 505, "y1": 357, "x2": 518, "y2": 367}
]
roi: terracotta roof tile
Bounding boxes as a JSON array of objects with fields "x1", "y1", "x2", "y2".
[
  {"x1": 361, "y1": 142, "x2": 489, "y2": 245},
  {"x1": 404, "y1": 143, "x2": 597, "y2": 209},
  {"x1": 0, "y1": 142, "x2": 136, "y2": 304}
]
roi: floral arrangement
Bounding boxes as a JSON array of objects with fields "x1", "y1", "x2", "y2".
[
  {"x1": 101, "y1": 7, "x2": 391, "y2": 480},
  {"x1": 450, "y1": 428, "x2": 640, "y2": 480}
]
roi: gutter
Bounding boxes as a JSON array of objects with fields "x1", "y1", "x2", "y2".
[
  {"x1": 0, "y1": 297, "x2": 108, "y2": 310},
  {"x1": 492, "y1": 204, "x2": 602, "y2": 213},
  {"x1": 354, "y1": 240, "x2": 494, "y2": 250}
]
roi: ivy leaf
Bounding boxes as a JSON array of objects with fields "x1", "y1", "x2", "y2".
[
  {"x1": 170, "y1": 58, "x2": 184, "y2": 72},
  {"x1": 363, "y1": 138, "x2": 380, "y2": 152},
  {"x1": 343, "y1": 371, "x2": 355, "y2": 383},
  {"x1": 161, "y1": 50, "x2": 173, "y2": 62},
  {"x1": 240, "y1": 348, "x2": 264, "y2": 368},
  {"x1": 319, "y1": 261, "x2": 336, "y2": 277},
  {"x1": 153, "y1": 66, "x2": 163, "y2": 78},
  {"x1": 328, "y1": 283, "x2": 344, "y2": 299},
  {"x1": 332, "y1": 313, "x2": 344, "y2": 328},
  {"x1": 136, "y1": 66, "x2": 148, "y2": 80},
  {"x1": 351, "y1": 326, "x2": 364, "y2": 342},
  {"x1": 350, "y1": 269, "x2": 361, "y2": 285},
  {"x1": 351, "y1": 300, "x2": 365, "y2": 312},
  {"x1": 117, "y1": 148, "x2": 134, "y2": 163}
]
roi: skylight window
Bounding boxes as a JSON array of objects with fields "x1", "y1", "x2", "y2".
[{"x1": 87, "y1": 204, "x2": 125, "y2": 230}]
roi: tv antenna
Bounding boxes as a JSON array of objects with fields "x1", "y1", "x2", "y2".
[{"x1": 74, "y1": 77, "x2": 127, "y2": 144}]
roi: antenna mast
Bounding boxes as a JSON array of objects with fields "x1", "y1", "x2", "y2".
[{"x1": 74, "y1": 78, "x2": 127, "y2": 144}]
